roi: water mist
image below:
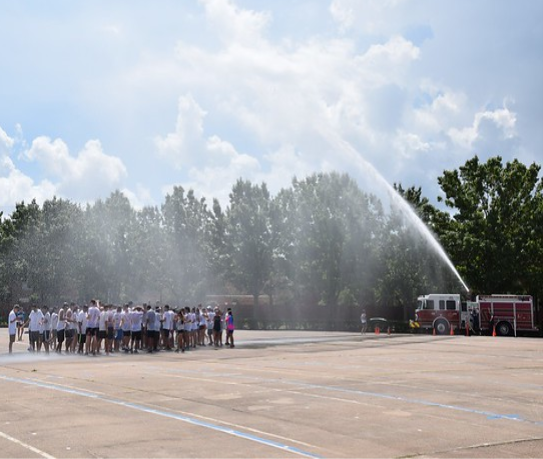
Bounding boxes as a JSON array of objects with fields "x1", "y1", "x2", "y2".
[{"x1": 323, "y1": 130, "x2": 470, "y2": 293}]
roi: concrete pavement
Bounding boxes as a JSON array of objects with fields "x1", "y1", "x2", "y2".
[{"x1": 0, "y1": 329, "x2": 541, "y2": 458}]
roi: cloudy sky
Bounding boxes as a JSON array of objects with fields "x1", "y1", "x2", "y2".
[{"x1": 1, "y1": 0, "x2": 541, "y2": 216}]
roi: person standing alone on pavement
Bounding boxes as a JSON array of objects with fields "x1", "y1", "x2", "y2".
[{"x1": 360, "y1": 309, "x2": 367, "y2": 335}]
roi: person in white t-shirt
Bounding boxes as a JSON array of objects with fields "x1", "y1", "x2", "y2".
[
  {"x1": 121, "y1": 304, "x2": 132, "y2": 352},
  {"x1": 56, "y1": 303, "x2": 66, "y2": 353},
  {"x1": 77, "y1": 305, "x2": 88, "y2": 354},
  {"x1": 113, "y1": 306, "x2": 123, "y2": 352},
  {"x1": 360, "y1": 310, "x2": 367, "y2": 335},
  {"x1": 130, "y1": 306, "x2": 143, "y2": 353},
  {"x1": 51, "y1": 308, "x2": 58, "y2": 348},
  {"x1": 26, "y1": 305, "x2": 44, "y2": 352},
  {"x1": 40, "y1": 306, "x2": 51, "y2": 354},
  {"x1": 86, "y1": 299, "x2": 101, "y2": 355},
  {"x1": 8, "y1": 305, "x2": 21, "y2": 354},
  {"x1": 161, "y1": 305, "x2": 173, "y2": 351}
]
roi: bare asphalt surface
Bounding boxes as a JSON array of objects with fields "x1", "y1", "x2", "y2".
[{"x1": 0, "y1": 329, "x2": 541, "y2": 458}]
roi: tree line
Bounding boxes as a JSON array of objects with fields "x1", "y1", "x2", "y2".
[{"x1": 1, "y1": 155, "x2": 541, "y2": 327}]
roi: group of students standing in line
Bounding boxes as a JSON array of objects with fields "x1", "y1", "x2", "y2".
[{"x1": 6, "y1": 300, "x2": 235, "y2": 355}]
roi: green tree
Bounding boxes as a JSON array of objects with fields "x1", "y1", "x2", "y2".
[
  {"x1": 225, "y1": 179, "x2": 275, "y2": 319},
  {"x1": 437, "y1": 156, "x2": 543, "y2": 298},
  {"x1": 274, "y1": 172, "x2": 384, "y2": 325},
  {"x1": 162, "y1": 186, "x2": 213, "y2": 303},
  {"x1": 81, "y1": 191, "x2": 136, "y2": 303}
]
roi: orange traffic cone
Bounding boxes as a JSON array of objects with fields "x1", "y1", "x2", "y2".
[
  {"x1": 432, "y1": 327, "x2": 436, "y2": 336},
  {"x1": 492, "y1": 325, "x2": 496, "y2": 337},
  {"x1": 465, "y1": 322, "x2": 469, "y2": 337},
  {"x1": 450, "y1": 325, "x2": 454, "y2": 336},
  {"x1": 375, "y1": 326, "x2": 380, "y2": 335}
]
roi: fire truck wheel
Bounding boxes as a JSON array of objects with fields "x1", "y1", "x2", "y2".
[
  {"x1": 434, "y1": 320, "x2": 449, "y2": 335},
  {"x1": 496, "y1": 321, "x2": 512, "y2": 336}
]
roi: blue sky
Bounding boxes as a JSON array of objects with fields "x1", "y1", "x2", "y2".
[{"x1": 1, "y1": 0, "x2": 541, "y2": 216}]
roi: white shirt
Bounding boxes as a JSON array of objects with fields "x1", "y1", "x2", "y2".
[
  {"x1": 78, "y1": 310, "x2": 88, "y2": 333},
  {"x1": 121, "y1": 310, "x2": 131, "y2": 331},
  {"x1": 99, "y1": 310, "x2": 108, "y2": 331},
  {"x1": 51, "y1": 312, "x2": 58, "y2": 330},
  {"x1": 8, "y1": 310, "x2": 18, "y2": 335},
  {"x1": 29, "y1": 309, "x2": 43, "y2": 332},
  {"x1": 56, "y1": 309, "x2": 66, "y2": 331},
  {"x1": 130, "y1": 310, "x2": 143, "y2": 332},
  {"x1": 163, "y1": 310, "x2": 172, "y2": 330},
  {"x1": 87, "y1": 305, "x2": 100, "y2": 328},
  {"x1": 113, "y1": 311, "x2": 122, "y2": 329}
]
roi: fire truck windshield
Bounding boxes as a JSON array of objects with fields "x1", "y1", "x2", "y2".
[{"x1": 417, "y1": 299, "x2": 434, "y2": 310}]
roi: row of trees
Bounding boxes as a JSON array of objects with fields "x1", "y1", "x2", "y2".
[{"x1": 0, "y1": 156, "x2": 541, "y2": 326}]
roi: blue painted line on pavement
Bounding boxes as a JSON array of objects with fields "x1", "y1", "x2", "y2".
[
  {"x1": 161, "y1": 368, "x2": 543, "y2": 427},
  {"x1": 0, "y1": 374, "x2": 322, "y2": 458}
]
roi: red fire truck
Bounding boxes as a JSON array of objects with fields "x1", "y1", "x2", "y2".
[{"x1": 414, "y1": 293, "x2": 538, "y2": 336}]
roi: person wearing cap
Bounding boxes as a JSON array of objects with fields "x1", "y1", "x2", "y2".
[{"x1": 8, "y1": 304, "x2": 20, "y2": 353}]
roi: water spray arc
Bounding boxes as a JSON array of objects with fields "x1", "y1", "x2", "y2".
[{"x1": 323, "y1": 130, "x2": 470, "y2": 293}]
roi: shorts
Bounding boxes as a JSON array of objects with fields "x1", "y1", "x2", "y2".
[
  {"x1": 98, "y1": 330, "x2": 107, "y2": 340},
  {"x1": 9, "y1": 334, "x2": 16, "y2": 343},
  {"x1": 87, "y1": 327, "x2": 98, "y2": 337},
  {"x1": 227, "y1": 329, "x2": 234, "y2": 336},
  {"x1": 107, "y1": 327, "x2": 114, "y2": 340},
  {"x1": 57, "y1": 329, "x2": 65, "y2": 343},
  {"x1": 131, "y1": 330, "x2": 142, "y2": 341},
  {"x1": 115, "y1": 329, "x2": 123, "y2": 341},
  {"x1": 43, "y1": 330, "x2": 51, "y2": 342},
  {"x1": 65, "y1": 329, "x2": 75, "y2": 339},
  {"x1": 78, "y1": 333, "x2": 87, "y2": 344}
]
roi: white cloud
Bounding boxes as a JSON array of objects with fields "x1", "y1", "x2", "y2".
[
  {"x1": 121, "y1": 184, "x2": 155, "y2": 211},
  {"x1": 154, "y1": 94, "x2": 207, "y2": 169},
  {"x1": 23, "y1": 136, "x2": 127, "y2": 201},
  {"x1": 201, "y1": 0, "x2": 271, "y2": 46},
  {"x1": 0, "y1": 155, "x2": 57, "y2": 211},
  {"x1": 0, "y1": 0, "x2": 540, "y2": 216},
  {"x1": 0, "y1": 127, "x2": 15, "y2": 154},
  {"x1": 330, "y1": 0, "x2": 409, "y2": 34},
  {"x1": 156, "y1": 94, "x2": 262, "y2": 205},
  {"x1": 448, "y1": 106, "x2": 517, "y2": 150}
]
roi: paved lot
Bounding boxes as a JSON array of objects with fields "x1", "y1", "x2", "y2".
[{"x1": 0, "y1": 329, "x2": 542, "y2": 458}]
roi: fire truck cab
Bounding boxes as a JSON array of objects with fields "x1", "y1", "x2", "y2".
[{"x1": 415, "y1": 293, "x2": 465, "y2": 335}]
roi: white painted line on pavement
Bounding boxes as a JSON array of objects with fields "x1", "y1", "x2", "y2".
[{"x1": 0, "y1": 430, "x2": 56, "y2": 459}]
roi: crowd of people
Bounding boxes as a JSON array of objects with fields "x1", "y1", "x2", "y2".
[{"x1": 6, "y1": 301, "x2": 236, "y2": 356}]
